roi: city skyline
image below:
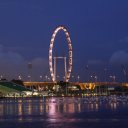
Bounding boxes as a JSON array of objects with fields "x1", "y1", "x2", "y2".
[{"x1": 0, "y1": 1, "x2": 128, "y2": 81}]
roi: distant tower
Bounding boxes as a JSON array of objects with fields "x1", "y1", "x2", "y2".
[
  {"x1": 28, "y1": 63, "x2": 32, "y2": 81},
  {"x1": 49, "y1": 26, "x2": 73, "y2": 82}
]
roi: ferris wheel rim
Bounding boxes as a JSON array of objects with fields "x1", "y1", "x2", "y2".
[{"x1": 49, "y1": 25, "x2": 73, "y2": 82}]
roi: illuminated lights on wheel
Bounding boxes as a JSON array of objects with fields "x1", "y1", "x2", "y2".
[{"x1": 49, "y1": 26, "x2": 73, "y2": 82}]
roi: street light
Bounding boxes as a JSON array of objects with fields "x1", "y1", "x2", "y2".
[
  {"x1": 90, "y1": 75, "x2": 97, "y2": 82},
  {"x1": 45, "y1": 75, "x2": 48, "y2": 82},
  {"x1": 72, "y1": 75, "x2": 74, "y2": 82},
  {"x1": 113, "y1": 76, "x2": 116, "y2": 82},
  {"x1": 57, "y1": 75, "x2": 59, "y2": 81},
  {"x1": 90, "y1": 75, "x2": 93, "y2": 82},
  {"x1": 77, "y1": 75, "x2": 80, "y2": 82},
  {"x1": 40, "y1": 75, "x2": 43, "y2": 81},
  {"x1": 109, "y1": 75, "x2": 116, "y2": 82},
  {"x1": 18, "y1": 75, "x2": 22, "y2": 80},
  {"x1": 47, "y1": 77, "x2": 50, "y2": 81},
  {"x1": 63, "y1": 76, "x2": 65, "y2": 81},
  {"x1": 94, "y1": 76, "x2": 98, "y2": 82},
  {"x1": 28, "y1": 75, "x2": 31, "y2": 82}
]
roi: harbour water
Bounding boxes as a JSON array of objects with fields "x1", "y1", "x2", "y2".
[{"x1": 0, "y1": 96, "x2": 128, "y2": 128}]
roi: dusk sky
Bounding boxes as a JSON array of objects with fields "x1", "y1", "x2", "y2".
[{"x1": 0, "y1": 0, "x2": 128, "y2": 82}]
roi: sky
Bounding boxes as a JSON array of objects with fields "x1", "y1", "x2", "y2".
[{"x1": 0, "y1": 0, "x2": 128, "y2": 82}]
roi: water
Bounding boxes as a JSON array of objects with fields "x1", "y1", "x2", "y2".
[{"x1": 0, "y1": 97, "x2": 128, "y2": 128}]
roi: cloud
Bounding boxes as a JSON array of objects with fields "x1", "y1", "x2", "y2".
[
  {"x1": 110, "y1": 50, "x2": 128, "y2": 65},
  {"x1": 0, "y1": 45, "x2": 26, "y2": 78},
  {"x1": 119, "y1": 36, "x2": 128, "y2": 43},
  {"x1": 0, "y1": 44, "x2": 25, "y2": 64},
  {"x1": 0, "y1": 45, "x2": 49, "y2": 81}
]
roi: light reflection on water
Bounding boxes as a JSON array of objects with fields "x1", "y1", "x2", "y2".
[{"x1": 0, "y1": 97, "x2": 128, "y2": 128}]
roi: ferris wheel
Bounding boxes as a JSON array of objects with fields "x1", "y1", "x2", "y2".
[{"x1": 49, "y1": 26, "x2": 73, "y2": 82}]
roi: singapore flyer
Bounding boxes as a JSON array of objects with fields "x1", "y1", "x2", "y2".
[{"x1": 49, "y1": 25, "x2": 73, "y2": 82}]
